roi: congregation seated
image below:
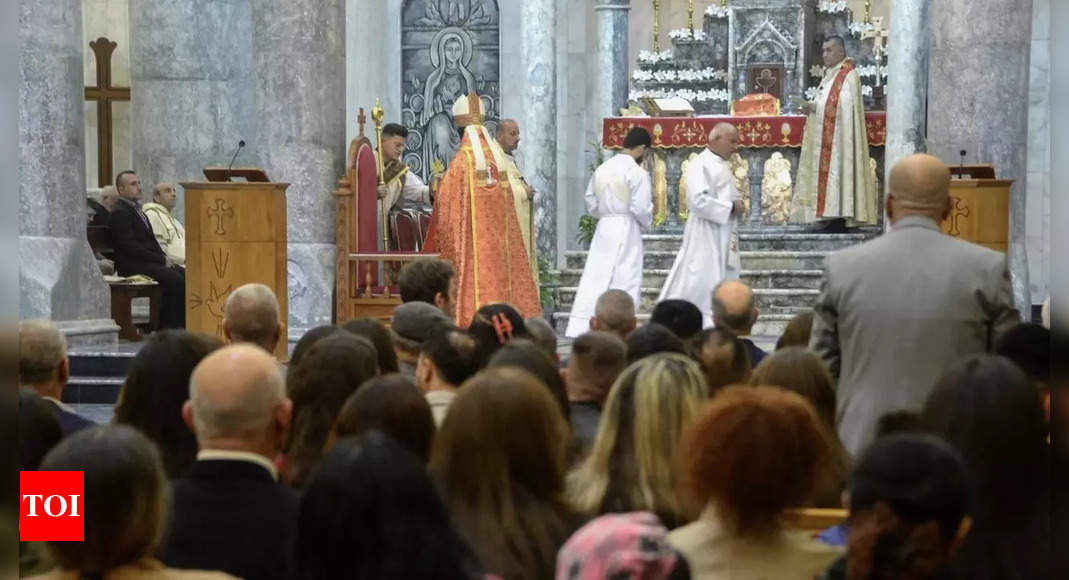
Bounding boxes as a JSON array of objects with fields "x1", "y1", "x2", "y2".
[
  {"x1": 282, "y1": 332, "x2": 379, "y2": 488},
  {"x1": 18, "y1": 320, "x2": 95, "y2": 435},
  {"x1": 670, "y1": 387, "x2": 842, "y2": 579},
  {"x1": 468, "y1": 303, "x2": 530, "y2": 367},
  {"x1": 398, "y1": 257, "x2": 457, "y2": 316},
  {"x1": 693, "y1": 328, "x2": 751, "y2": 394},
  {"x1": 562, "y1": 331, "x2": 627, "y2": 455},
  {"x1": 568, "y1": 353, "x2": 710, "y2": 529},
  {"x1": 163, "y1": 345, "x2": 297, "y2": 580},
  {"x1": 332, "y1": 374, "x2": 436, "y2": 463},
  {"x1": 143, "y1": 182, "x2": 186, "y2": 267},
  {"x1": 389, "y1": 301, "x2": 453, "y2": 376},
  {"x1": 431, "y1": 368, "x2": 581, "y2": 580},
  {"x1": 87, "y1": 185, "x2": 118, "y2": 227},
  {"x1": 487, "y1": 339, "x2": 571, "y2": 420},
  {"x1": 108, "y1": 170, "x2": 186, "y2": 329},
  {"x1": 17, "y1": 389, "x2": 62, "y2": 576},
  {"x1": 287, "y1": 325, "x2": 340, "y2": 368},
  {"x1": 32, "y1": 425, "x2": 236, "y2": 580},
  {"x1": 415, "y1": 325, "x2": 480, "y2": 426},
  {"x1": 113, "y1": 330, "x2": 223, "y2": 479},
  {"x1": 750, "y1": 347, "x2": 849, "y2": 508},
  {"x1": 650, "y1": 299, "x2": 703, "y2": 351},
  {"x1": 589, "y1": 289, "x2": 638, "y2": 341},
  {"x1": 222, "y1": 283, "x2": 283, "y2": 354},
  {"x1": 524, "y1": 316, "x2": 560, "y2": 363},
  {"x1": 775, "y1": 309, "x2": 814, "y2": 350},
  {"x1": 340, "y1": 317, "x2": 400, "y2": 374},
  {"x1": 712, "y1": 280, "x2": 767, "y2": 367},
  {"x1": 625, "y1": 322, "x2": 686, "y2": 364}
]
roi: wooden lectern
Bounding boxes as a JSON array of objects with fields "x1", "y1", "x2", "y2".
[
  {"x1": 940, "y1": 164, "x2": 1012, "y2": 253},
  {"x1": 182, "y1": 168, "x2": 289, "y2": 359}
]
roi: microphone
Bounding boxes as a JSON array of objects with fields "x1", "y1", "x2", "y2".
[
  {"x1": 958, "y1": 149, "x2": 967, "y2": 179},
  {"x1": 226, "y1": 140, "x2": 247, "y2": 181}
]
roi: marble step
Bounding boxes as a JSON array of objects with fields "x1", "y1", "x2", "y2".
[
  {"x1": 563, "y1": 250, "x2": 829, "y2": 272},
  {"x1": 555, "y1": 269, "x2": 824, "y2": 291},
  {"x1": 639, "y1": 232, "x2": 874, "y2": 252},
  {"x1": 63, "y1": 376, "x2": 124, "y2": 405},
  {"x1": 557, "y1": 286, "x2": 820, "y2": 313}
]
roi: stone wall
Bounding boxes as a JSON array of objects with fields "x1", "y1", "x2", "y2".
[{"x1": 1026, "y1": 0, "x2": 1050, "y2": 304}]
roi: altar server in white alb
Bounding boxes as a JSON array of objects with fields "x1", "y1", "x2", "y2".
[
  {"x1": 564, "y1": 127, "x2": 654, "y2": 338},
  {"x1": 658, "y1": 123, "x2": 744, "y2": 328},
  {"x1": 792, "y1": 35, "x2": 877, "y2": 226}
]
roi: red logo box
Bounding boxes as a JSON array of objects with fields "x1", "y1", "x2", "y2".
[{"x1": 20, "y1": 471, "x2": 84, "y2": 541}]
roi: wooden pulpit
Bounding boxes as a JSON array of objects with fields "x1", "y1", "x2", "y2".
[
  {"x1": 182, "y1": 170, "x2": 289, "y2": 359},
  {"x1": 940, "y1": 165, "x2": 1012, "y2": 253}
]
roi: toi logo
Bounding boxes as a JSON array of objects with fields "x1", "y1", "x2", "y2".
[{"x1": 20, "y1": 471, "x2": 84, "y2": 541}]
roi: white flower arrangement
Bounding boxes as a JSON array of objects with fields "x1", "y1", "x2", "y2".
[
  {"x1": 637, "y1": 50, "x2": 675, "y2": 65},
  {"x1": 668, "y1": 28, "x2": 707, "y2": 42},
  {"x1": 855, "y1": 65, "x2": 889, "y2": 79},
  {"x1": 818, "y1": 0, "x2": 848, "y2": 13},
  {"x1": 809, "y1": 64, "x2": 826, "y2": 79},
  {"x1": 633, "y1": 67, "x2": 728, "y2": 84},
  {"x1": 861, "y1": 84, "x2": 873, "y2": 97},
  {"x1": 705, "y1": 5, "x2": 729, "y2": 18},
  {"x1": 629, "y1": 87, "x2": 730, "y2": 103},
  {"x1": 849, "y1": 21, "x2": 881, "y2": 37},
  {"x1": 805, "y1": 86, "x2": 820, "y2": 101}
]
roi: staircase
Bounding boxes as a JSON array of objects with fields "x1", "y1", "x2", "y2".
[
  {"x1": 62, "y1": 345, "x2": 139, "y2": 424},
  {"x1": 551, "y1": 227, "x2": 881, "y2": 341}
]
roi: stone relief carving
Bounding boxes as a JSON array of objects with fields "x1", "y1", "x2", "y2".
[{"x1": 401, "y1": 0, "x2": 500, "y2": 181}]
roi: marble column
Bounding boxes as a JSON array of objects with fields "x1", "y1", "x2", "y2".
[
  {"x1": 252, "y1": 0, "x2": 346, "y2": 337},
  {"x1": 523, "y1": 0, "x2": 558, "y2": 270},
  {"x1": 883, "y1": 0, "x2": 929, "y2": 182},
  {"x1": 18, "y1": 0, "x2": 116, "y2": 344},
  {"x1": 928, "y1": 0, "x2": 1033, "y2": 314},
  {"x1": 130, "y1": 0, "x2": 258, "y2": 223},
  {"x1": 594, "y1": 0, "x2": 631, "y2": 119}
]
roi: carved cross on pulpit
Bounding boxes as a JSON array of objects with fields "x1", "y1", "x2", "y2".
[
  {"x1": 85, "y1": 37, "x2": 131, "y2": 187},
  {"x1": 208, "y1": 198, "x2": 234, "y2": 235}
]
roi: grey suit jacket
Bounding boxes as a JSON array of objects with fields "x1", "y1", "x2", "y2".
[{"x1": 810, "y1": 216, "x2": 1019, "y2": 456}]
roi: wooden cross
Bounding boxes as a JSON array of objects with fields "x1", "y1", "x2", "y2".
[{"x1": 85, "y1": 37, "x2": 131, "y2": 187}]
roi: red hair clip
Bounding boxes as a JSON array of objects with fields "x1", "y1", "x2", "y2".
[{"x1": 492, "y1": 313, "x2": 514, "y2": 345}]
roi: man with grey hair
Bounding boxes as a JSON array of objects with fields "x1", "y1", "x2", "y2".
[
  {"x1": 712, "y1": 279, "x2": 766, "y2": 368},
  {"x1": 165, "y1": 344, "x2": 296, "y2": 580},
  {"x1": 589, "y1": 289, "x2": 638, "y2": 341},
  {"x1": 222, "y1": 283, "x2": 282, "y2": 354},
  {"x1": 812, "y1": 154, "x2": 1019, "y2": 456},
  {"x1": 658, "y1": 123, "x2": 745, "y2": 328},
  {"x1": 18, "y1": 320, "x2": 95, "y2": 435}
]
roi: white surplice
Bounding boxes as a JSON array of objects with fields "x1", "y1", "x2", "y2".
[
  {"x1": 565, "y1": 153, "x2": 653, "y2": 338},
  {"x1": 657, "y1": 148, "x2": 740, "y2": 328}
]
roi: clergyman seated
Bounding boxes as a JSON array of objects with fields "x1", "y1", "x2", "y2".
[{"x1": 377, "y1": 123, "x2": 433, "y2": 250}]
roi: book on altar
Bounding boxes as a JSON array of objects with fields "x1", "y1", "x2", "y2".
[{"x1": 642, "y1": 97, "x2": 695, "y2": 117}]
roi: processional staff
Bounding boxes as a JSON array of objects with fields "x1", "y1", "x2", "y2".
[{"x1": 371, "y1": 99, "x2": 389, "y2": 251}]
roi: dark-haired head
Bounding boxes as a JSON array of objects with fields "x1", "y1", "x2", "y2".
[
  {"x1": 290, "y1": 325, "x2": 341, "y2": 368},
  {"x1": 341, "y1": 317, "x2": 400, "y2": 374},
  {"x1": 40, "y1": 426, "x2": 166, "y2": 574},
  {"x1": 398, "y1": 258, "x2": 456, "y2": 316},
  {"x1": 382, "y1": 123, "x2": 409, "y2": 139},
  {"x1": 775, "y1": 310, "x2": 814, "y2": 350},
  {"x1": 418, "y1": 325, "x2": 479, "y2": 388},
  {"x1": 846, "y1": 434, "x2": 968, "y2": 580},
  {"x1": 695, "y1": 328, "x2": 750, "y2": 393},
  {"x1": 114, "y1": 330, "x2": 223, "y2": 478},
  {"x1": 524, "y1": 316, "x2": 559, "y2": 362},
  {"x1": 468, "y1": 303, "x2": 529, "y2": 368},
  {"x1": 994, "y1": 322, "x2": 1050, "y2": 388},
  {"x1": 625, "y1": 323, "x2": 686, "y2": 365},
  {"x1": 18, "y1": 388, "x2": 61, "y2": 471},
  {"x1": 284, "y1": 333, "x2": 379, "y2": 487},
  {"x1": 333, "y1": 374, "x2": 435, "y2": 462},
  {"x1": 650, "y1": 299, "x2": 703, "y2": 341},
  {"x1": 294, "y1": 432, "x2": 478, "y2": 580},
  {"x1": 488, "y1": 339, "x2": 570, "y2": 420},
  {"x1": 623, "y1": 127, "x2": 653, "y2": 150}
]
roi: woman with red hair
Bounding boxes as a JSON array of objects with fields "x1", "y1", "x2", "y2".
[{"x1": 670, "y1": 386, "x2": 842, "y2": 578}]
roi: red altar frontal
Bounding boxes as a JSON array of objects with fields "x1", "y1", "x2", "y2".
[{"x1": 602, "y1": 113, "x2": 887, "y2": 149}]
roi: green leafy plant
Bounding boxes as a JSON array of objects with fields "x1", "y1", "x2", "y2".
[
  {"x1": 576, "y1": 215, "x2": 598, "y2": 247},
  {"x1": 537, "y1": 255, "x2": 559, "y2": 308}
]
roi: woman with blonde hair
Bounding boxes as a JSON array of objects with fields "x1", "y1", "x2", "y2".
[
  {"x1": 568, "y1": 353, "x2": 710, "y2": 529},
  {"x1": 749, "y1": 347, "x2": 849, "y2": 507},
  {"x1": 431, "y1": 367, "x2": 580, "y2": 580}
]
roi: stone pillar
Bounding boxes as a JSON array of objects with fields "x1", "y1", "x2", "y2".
[
  {"x1": 594, "y1": 0, "x2": 631, "y2": 119},
  {"x1": 252, "y1": 0, "x2": 346, "y2": 337},
  {"x1": 523, "y1": 0, "x2": 558, "y2": 270},
  {"x1": 928, "y1": 0, "x2": 1033, "y2": 314},
  {"x1": 883, "y1": 0, "x2": 929, "y2": 181},
  {"x1": 129, "y1": 0, "x2": 258, "y2": 223},
  {"x1": 18, "y1": 0, "x2": 117, "y2": 344}
]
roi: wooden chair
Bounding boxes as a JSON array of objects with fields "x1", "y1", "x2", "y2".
[
  {"x1": 88, "y1": 224, "x2": 162, "y2": 341},
  {"x1": 335, "y1": 109, "x2": 438, "y2": 325},
  {"x1": 783, "y1": 508, "x2": 849, "y2": 536}
]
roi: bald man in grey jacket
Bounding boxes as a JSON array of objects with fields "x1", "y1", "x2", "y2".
[{"x1": 811, "y1": 154, "x2": 1020, "y2": 456}]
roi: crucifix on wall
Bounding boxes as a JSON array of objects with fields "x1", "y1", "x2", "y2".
[{"x1": 85, "y1": 37, "x2": 130, "y2": 188}]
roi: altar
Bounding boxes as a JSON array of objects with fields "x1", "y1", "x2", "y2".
[{"x1": 602, "y1": 112, "x2": 886, "y2": 227}]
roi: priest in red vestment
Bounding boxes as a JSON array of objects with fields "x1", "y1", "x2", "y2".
[{"x1": 423, "y1": 94, "x2": 542, "y2": 325}]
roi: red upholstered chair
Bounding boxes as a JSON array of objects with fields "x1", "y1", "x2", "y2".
[{"x1": 335, "y1": 110, "x2": 438, "y2": 324}]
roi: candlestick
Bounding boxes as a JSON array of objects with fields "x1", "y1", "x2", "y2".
[
  {"x1": 652, "y1": 0, "x2": 661, "y2": 52},
  {"x1": 688, "y1": 0, "x2": 694, "y2": 33}
]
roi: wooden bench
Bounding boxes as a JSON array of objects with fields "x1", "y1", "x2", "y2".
[{"x1": 89, "y1": 225, "x2": 163, "y2": 341}]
